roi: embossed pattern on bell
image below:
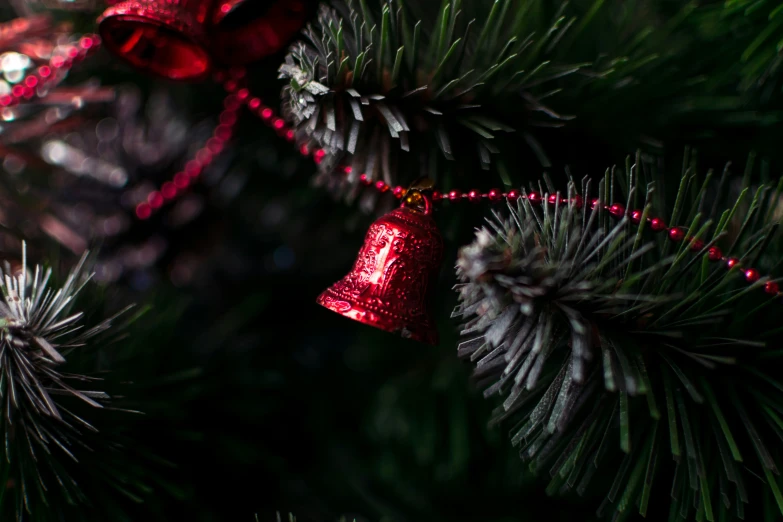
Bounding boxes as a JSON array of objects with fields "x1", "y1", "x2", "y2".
[{"x1": 317, "y1": 206, "x2": 443, "y2": 345}]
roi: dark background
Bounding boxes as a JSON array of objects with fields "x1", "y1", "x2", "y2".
[{"x1": 2, "y1": 2, "x2": 783, "y2": 521}]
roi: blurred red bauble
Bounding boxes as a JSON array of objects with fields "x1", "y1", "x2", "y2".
[
  {"x1": 210, "y1": 0, "x2": 315, "y2": 66},
  {"x1": 316, "y1": 195, "x2": 443, "y2": 345},
  {"x1": 98, "y1": 0, "x2": 316, "y2": 81},
  {"x1": 98, "y1": 0, "x2": 214, "y2": 81}
]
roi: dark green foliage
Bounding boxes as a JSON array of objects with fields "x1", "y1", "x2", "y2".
[
  {"x1": 277, "y1": 0, "x2": 783, "y2": 207},
  {"x1": 0, "y1": 247, "x2": 136, "y2": 520},
  {"x1": 279, "y1": 0, "x2": 596, "y2": 207},
  {"x1": 10, "y1": 1, "x2": 783, "y2": 521},
  {"x1": 563, "y1": 1, "x2": 783, "y2": 163},
  {"x1": 696, "y1": 0, "x2": 783, "y2": 96},
  {"x1": 453, "y1": 155, "x2": 783, "y2": 521},
  {"x1": 0, "y1": 246, "x2": 197, "y2": 522}
]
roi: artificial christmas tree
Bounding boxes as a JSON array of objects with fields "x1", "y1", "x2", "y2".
[{"x1": 2, "y1": 1, "x2": 783, "y2": 521}]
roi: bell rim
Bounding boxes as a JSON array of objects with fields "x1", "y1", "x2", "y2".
[
  {"x1": 317, "y1": 289, "x2": 438, "y2": 345},
  {"x1": 98, "y1": 3, "x2": 212, "y2": 82}
]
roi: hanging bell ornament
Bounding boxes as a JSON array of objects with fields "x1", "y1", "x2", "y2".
[
  {"x1": 317, "y1": 189, "x2": 443, "y2": 345},
  {"x1": 98, "y1": 0, "x2": 215, "y2": 81},
  {"x1": 98, "y1": 0, "x2": 315, "y2": 80},
  {"x1": 210, "y1": 0, "x2": 315, "y2": 66}
]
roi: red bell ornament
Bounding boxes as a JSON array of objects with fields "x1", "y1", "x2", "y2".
[
  {"x1": 98, "y1": 0, "x2": 215, "y2": 81},
  {"x1": 317, "y1": 192, "x2": 443, "y2": 345},
  {"x1": 99, "y1": 0, "x2": 315, "y2": 80},
  {"x1": 210, "y1": 0, "x2": 315, "y2": 66}
]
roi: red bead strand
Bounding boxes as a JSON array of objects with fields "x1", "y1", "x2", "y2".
[
  {"x1": 222, "y1": 75, "x2": 783, "y2": 300},
  {"x1": 0, "y1": 34, "x2": 101, "y2": 108},
  {"x1": 135, "y1": 91, "x2": 240, "y2": 220}
]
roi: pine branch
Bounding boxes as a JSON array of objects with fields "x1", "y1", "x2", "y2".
[
  {"x1": 0, "y1": 243, "x2": 164, "y2": 521},
  {"x1": 278, "y1": 0, "x2": 594, "y2": 209},
  {"x1": 696, "y1": 0, "x2": 783, "y2": 95},
  {"x1": 453, "y1": 154, "x2": 783, "y2": 521}
]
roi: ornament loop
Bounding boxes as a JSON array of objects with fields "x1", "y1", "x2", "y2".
[{"x1": 401, "y1": 190, "x2": 432, "y2": 215}]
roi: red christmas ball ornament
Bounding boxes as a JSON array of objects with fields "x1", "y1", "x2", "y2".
[
  {"x1": 744, "y1": 268, "x2": 760, "y2": 283},
  {"x1": 98, "y1": 0, "x2": 215, "y2": 81},
  {"x1": 630, "y1": 210, "x2": 642, "y2": 224},
  {"x1": 316, "y1": 193, "x2": 443, "y2": 344},
  {"x1": 507, "y1": 189, "x2": 520, "y2": 202},
  {"x1": 468, "y1": 190, "x2": 482, "y2": 203},
  {"x1": 765, "y1": 280, "x2": 779, "y2": 295},
  {"x1": 707, "y1": 246, "x2": 722, "y2": 261},
  {"x1": 448, "y1": 190, "x2": 462, "y2": 202},
  {"x1": 526, "y1": 191, "x2": 540, "y2": 205}
]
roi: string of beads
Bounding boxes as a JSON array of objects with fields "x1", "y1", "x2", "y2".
[
  {"x1": 0, "y1": 33, "x2": 100, "y2": 108},
  {"x1": 134, "y1": 91, "x2": 241, "y2": 220},
  {"x1": 138, "y1": 67, "x2": 779, "y2": 299}
]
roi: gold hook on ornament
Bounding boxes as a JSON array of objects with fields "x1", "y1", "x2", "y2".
[{"x1": 400, "y1": 177, "x2": 435, "y2": 215}]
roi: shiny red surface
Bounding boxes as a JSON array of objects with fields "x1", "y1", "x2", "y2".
[
  {"x1": 210, "y1": 0, "x2": 314, "y2": 65},
  {"x1": 98, "y1": 0, "x2": 213, "y2": 81},
  {"x1": 317, "y1": 206, "x2": 443, "y2": 345}
]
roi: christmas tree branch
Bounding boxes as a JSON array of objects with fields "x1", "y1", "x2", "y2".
[{"x1": 454, "y1": 154, "x2": 783, "y2": 521}]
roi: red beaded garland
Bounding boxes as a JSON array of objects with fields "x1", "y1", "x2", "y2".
[
  {"x1": 135, "y1": 202, "x2": 152, "y2": 220},
  {"x1": 650, "y1": 218, "x2": 666, "y2": 232},
  {"x1": 147, "y1": 191, "x2": 164, "y2": 209},
  {"x1": 174, "y1": 172, "x2": 190, "y2": 189},
  {"x1": 136, "y1": 90, "x2": 239, "y2": 220},
  {"x1": 224, "y1": 78, "x2": 783, "y2": 300},
  {"x1": 608, "y1": 203, "x2": 625, "y2": 218},
  {"x1": 1, "y1": 33, "x2": 100, "y2": 108},
  {"x1": 161, "y1": 182, "x2": 177, "y2": 199},
  {"x1": 668, "y1": 227, "x2": 686, "y2": 242},
  {"x1": 707, "y1": 246, "x2": 722, "y2": 261}
]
